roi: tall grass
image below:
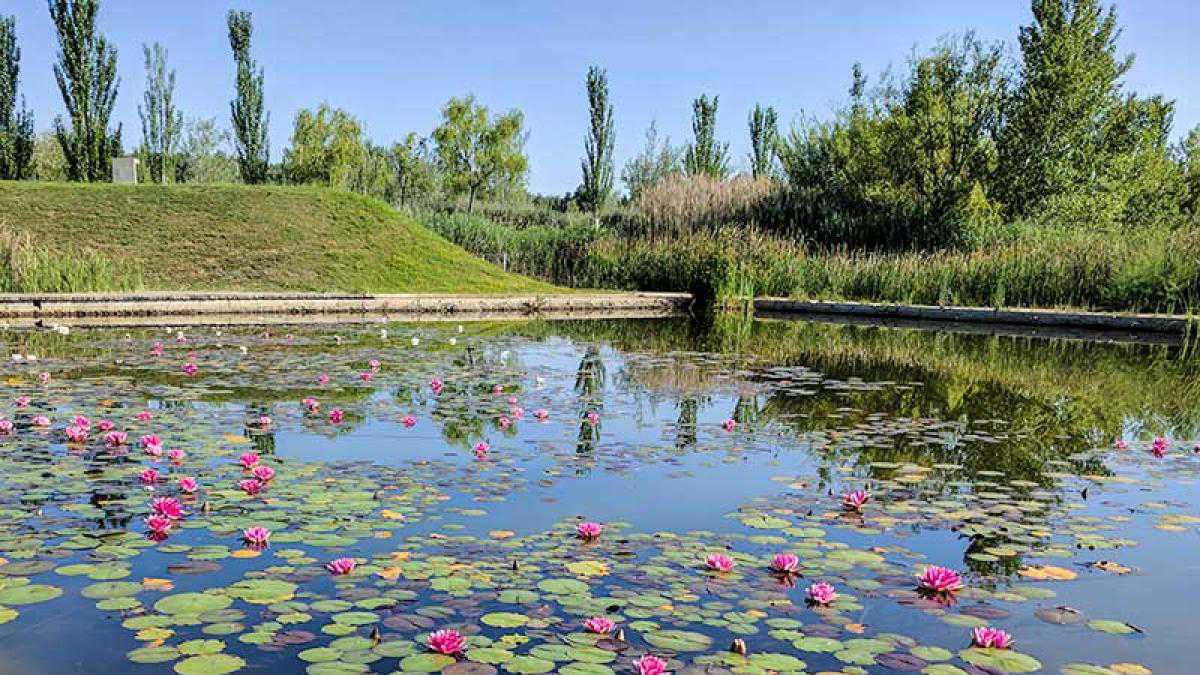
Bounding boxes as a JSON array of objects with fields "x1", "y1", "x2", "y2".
[{"x1": 0, "y1": 225, "x2": 141, "y2": 293}]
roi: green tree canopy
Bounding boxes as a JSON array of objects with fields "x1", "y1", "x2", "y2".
[
  {"x1": 0, "y1": 14, "x2": 34, "y2": 180},
  {"x1": 282, "y1": 102, "x2": 366, "y2": 190},
  {"x1": 684, "y1": 94, "x2": 730, "y2": 179},
  {"x1": 579, "y1": 66, "x2": 615, "y2": 218},
  {"x1": 432, "y1": 95, "x2": 528, "y2": 213},
  {"x1": 227, "y1": 9, "x2": 269, "y2": 184}
]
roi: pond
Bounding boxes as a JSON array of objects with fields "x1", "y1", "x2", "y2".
[{"x1": 0, "y1": 316, "x2": 1196, "y2": 675}]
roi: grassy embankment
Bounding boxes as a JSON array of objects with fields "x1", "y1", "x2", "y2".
[{"x1": 0, "y1": 181, "x2": 557, "y2": 294}]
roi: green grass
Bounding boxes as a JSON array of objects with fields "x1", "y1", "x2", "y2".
[{"x1": 0, "y1": 181, "x2": 557, "y2": 294}]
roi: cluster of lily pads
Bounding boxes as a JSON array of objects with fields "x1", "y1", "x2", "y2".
[{"x1": 0, "y1": 322, "x2": 1192, "y2": 675}]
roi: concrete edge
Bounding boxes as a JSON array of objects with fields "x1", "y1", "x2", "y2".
[
  {"x1": 753, "y1": 298, "x2": 1196, "y2": 334},
  {"x1": 0, "y1": 292, "x2": 693, "y2": 320}
]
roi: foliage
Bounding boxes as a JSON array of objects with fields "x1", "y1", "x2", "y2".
[
  {"x1": 0, "y1": 223, "x2": 139, "y2": 292},
  {"x1": 282, "y1": 103, "x2": 366, "y2": 190},
  {"x1": 175, "y1": 117, "x2": 239, "y2": 184},
  {"x1": 137, "y1": 42, "x2": 182, "y2": 184},
  {"x1": 630, "y1": 173, "x2": 775, "y2": 240},
  {"x1": 31, "y1": 132, "x2": 67, "y2": 181},
  {"x1": 0, "y1": 14, "x2": 34, "y2": 180},
  {"x1": 620, "y1": 120, "x2": 681, "y2": 202},
  {"x1": 432, "y1": 95, "x2": 528, "y2": 213},
  {"x1": 48, "y1": 0, "x2": 121, "y2": 182},
  {"x1": 579, "y1": 66, "x2": 615, "y2": 218},
  {"x1": 683, "y1": 94, "x2": 730, "y2": 179},
  {"x1": 226, "y1": 10, "x2": 269, "y2": 184},
  {"x1": 390, "y1": 132, "x2": 436, "y2": 207},
  {"x1": 747, "y1": 103, "x2": 778, "y2": 180}
]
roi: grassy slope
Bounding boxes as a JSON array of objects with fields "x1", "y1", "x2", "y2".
[{"x1": 0, "y1": 181, "x2": 558, "y2": 293}]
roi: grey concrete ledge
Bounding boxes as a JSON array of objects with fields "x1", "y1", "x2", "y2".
[
  {"x1": 0, "y1": 292, "x2": 693, "y2": 320},
  {"x1": 754, "y1": 298, "x2": 1196, "y2": 334}
]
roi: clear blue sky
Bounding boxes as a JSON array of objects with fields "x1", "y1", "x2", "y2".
[{"x1": 7, "y1": 1, "x2": 1198, "y2": 194}]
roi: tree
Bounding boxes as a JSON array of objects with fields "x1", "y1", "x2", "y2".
[
  {"x1": 684, "y1": 94, "x2": 729, "y2": 179},
  {"x1": 227, "y1": 10, "x2": 269, "y2": 184},
  {"x1": 579, "y1": 66, "x2": 615, "y2": 220},
  {"x1": 0, "y1": 15, "x2": 34, "y2": 180},
  {"x1": 281, "y1": 102, "x2": 365, "y2": 190},
  {"x1": 137, "y1": 42, "x2": 182, "y2": 184},
  {"x1": 620, "y1": 120, "x2": 681, "y2": 201},
  {"x1": 175, "y1": 117, "x2": 238, "y2": 184},
  {"x1": 390, "y1": 132, "x2": 435, "y2": 207},
  {"x1": 48, "y1": 0, "x2": 120, "y2": 182},
  {"x1": 1181, "y1": 125, "x2": 1200, "y2": 217},
  {"x1": 432, "y1": 95, "x2": 527, "y2": 213},
  {"x1": 995, "y1": 0, "x2": 1168, "y2": 220},
  {"x1": 747, "y1": 103, "x2": 778, "y2": 179}
]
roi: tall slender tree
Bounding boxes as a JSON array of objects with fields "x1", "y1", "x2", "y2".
[
  {"x1": 579, "y1": 66, "x2": 615, "y2": 221},
  {"x1": 48, "y1": 0, "x2": 121, "y2": 182},
  {"x1": 138, "y1": 42, "x2": 181, "y2": 184},
  {"x1": 0, "y1": 15, "x2": 35, "y2": 180},
  {"x1": 227, "y1": 10, "x2": 269, "y2": 184},
  {"x1": 684, "y1": 94, "x2": 729, "y2": 179},
  {"x1": 747, "y1": 103, "x2": 778, "y2": 179}
]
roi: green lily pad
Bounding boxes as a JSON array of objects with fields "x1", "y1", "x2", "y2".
[{"x1": 173, "y1": 653, "x2": 246, "y2": 675}]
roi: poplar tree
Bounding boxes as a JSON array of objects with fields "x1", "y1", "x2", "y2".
[
  {"x1": 747, "y1": 103, "x2": 778, "y2": 179},
  {"x1": 138, "y1": 42, "x2": 182, "y2": 184},
  {"x1": 227, "y1": 10, "x2": 269, "y2": 184},
  {"x1": 579, "y1": 66, "x2": 615, "y2": 220},
  {"x1": 684, "y1": 94, "x2": 729, "y2": 179},
  {"x1": 0, "y1": 15, "x2": 35, "y2": 180},
  {"x1": 48, "y1": 0, "x2": 121, "y2": 182}
]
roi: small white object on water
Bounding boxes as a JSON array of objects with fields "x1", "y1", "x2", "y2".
[
  {"x1": 500, "y1": 350, "x2": 510, "y2": 363},
  {"x1": 334, "y1": 335, "x2": 343, "y2": 345},
  {"x1": 215, "y1": 330, "x2": 222, "y2": 337},
  {"x1": 411, "y1": 336, "x2": 420, "y2": 346},
  {"x1": 380, "y1": 329, "x2": 388, "y2": 340},
  {"x1": 456, "y1": 325, "x2": 464, "y2": 333},
  {"x1": 536, "y1": 376, "x2": 546, "y2": 387},
  {"x1": 175, "y1": 331, "x2": 185, "y2": 341},
  {"x1": 239, "y1": 345, "x2": 248, "y2": 354},
  {"x1": 11, "y1": 354, "x2": 23, "y2": 362},
  {"x1": 448, "y1": 337, "x2": 457, "y2": 345}
]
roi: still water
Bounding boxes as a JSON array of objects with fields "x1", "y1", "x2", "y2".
[{"x1": 0, "y1": 317, "x2": 1196, "y2": 674}]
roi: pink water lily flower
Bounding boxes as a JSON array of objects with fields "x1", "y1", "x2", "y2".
[
  {"x1": 429, "y1": 378, "x2": 444, "y2": 395},
  {"x1": 586, "y1": 411, "x2": 600, "y2": 425},
  {"x1": 251, "y1": 464, "x2": 276, "y2": 482},
  {"x1": 151, "y1": 497, "x2": 184, "y2": 519},
  {"x1": 427, "y1": 629, "x2": 464, "y2": 655},
  {"x1": 96, "y1": 419, "x2": 115, "y2": 432},
  {"x1": 842, "y1": 489, "x2": 870, "y2": 511},
  {"x1": 706, "y1": 553, "x2": 735, "y2": 572},
  {"x1": 145, "y1": 514, "x2": 173, "y2": 537},
  {"x1": 65, "y1": 425, "x2": 88, "y2": 443},
  {"x1": 369, "y1": 359, "x2": 381, "y2": 371},
  {"x1": 1114, "y1": 438, "x2": 1129, "y2": 450},
  {"x1": 576, "y1": 521, "x2": 603, "y2": 540},
  {"x1": 317, "y1": 373, "x2": 331, "y2": 386},
  {"x1": 507, "y1": 396, "x2": 519, "y2": 405},
  {"x1": 402, "y1": 415, "x2": 416, "y2": 428},
  {"x1": 971, "y1": 626, "x2": 1014, "y2": 649},
  {"x1": 635, "y1": 654, "x2": 668, "y2": 675},
  {"x1": 473, "y1": 441, "x2": 489, "y2": 458},
  {"x1": 329, "y1": 408, "x2": 344, "y2": 424},
  {"x1": 238, "y1": 478, "x2": 264, "y2": 495},
  {"x1": 302, "y1": 397, "x2": 320, "y2": 412},
  {"x1": 32, "y1": 415, "x2": 51, "y2": 427},
  {"x1": 806, "y1": 581, "x2": 838, "y2": 605},
  {"x1": 256, "y1": 415, "x2": 272, "y2": 428},
  {"x1": 181, "y1": 362, "x2": 198, "y2": 376},
  {"x1": 0, "y1": 419, "x2": 15, "y2": 434},
  {"x1": 135, "y1": 410, "x2": 153, "y2": 422},
  {"x1": 534, "y1": 408, "x2": 549, "y2": 421},
  {"x1": 358, "y1": 371, "x2": 374, "y2": 383},
  {"x1": 73, "y1": 415, "x2": 91, "y2": 429},
  {"x1": 326, "y1": 557, "x2": 357, "y2": 575},
  {"x1": 168, "y1": 448, "x2": 186, "y2": 462},
  {"x1": 243, "y1": 526, "x2": 271, "y2": 548},
  {"x1": 38, "y1": 372, "x2": 51, "y2": 384},
  {"x1": 492, "y1": 384, "x2": 504, "y2": 394},
  {"x1": 140, "y1": 468, "x2": 160, "y2": 484},
  {"x1": 238, "y1": 452, "x2": 260, "y2": 468},
  {"x1": 498, "y1": 416, "x2": 512, "y2": 430},
  {"x1": 151, "y1": 341, "x2": 164, "y2": 356},
  {"x1": 1151, "y1": 437, "x2": 1168, "y2": 457},
  {"x1": 511, "y1": 406, "x2": 525, "y2": 420},
  {"x1": 722, "y1": 418, "x2": 736, "y2": 431},
  {"x1": 583, "y1": 616, "x2": 616, "y2": 634},
  {"x1": 14, "y1": 395, "x2": 30, "y2": 407},
  {"x1": 918, "y1": 566, "x2": 964, "y2": 594},
  {"x1": 771, "y1": 553, "x2": 800, "y2": 574},
  {"x1": 140, "y1": 434, "x2": 163, "y2": 453},
  {"x1": 178, "y1": 477, "x2": 198, "y2": 494}
]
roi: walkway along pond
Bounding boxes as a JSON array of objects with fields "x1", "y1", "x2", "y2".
[{"x1": 0, "y1": 316, "x2": 1195, "y2": 674}]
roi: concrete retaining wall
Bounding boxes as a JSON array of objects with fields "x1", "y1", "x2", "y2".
[
  {"x1": 0, "y1": 292, "x2": 693, "y2": 321},
  {"x1": 753, "y1": 298, "x2": 1195, "y2": 334}
]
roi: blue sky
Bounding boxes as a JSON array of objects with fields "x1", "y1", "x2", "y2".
[{"x1": 7, "y1": 1, "x2": 1198, "y2": 194}]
